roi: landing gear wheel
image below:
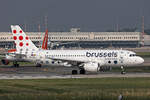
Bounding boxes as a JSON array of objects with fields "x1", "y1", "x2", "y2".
[
  {"x1": 14, "y1": 64, "x2": 19, "y2": 67},
  {"x1": 36, "y1": 63, "x2": 42, "y2": 67},
  {"x1": 13, "y1": 62, "x2": 19, "y2": 67},
  {"x1": 80, "y1": 69, "x2": 86, "y2": 74},
  {"x1": 72, "y1": 70, "x2": 78, "y2": 75},
  {"x1": 121, "y1": 66, "x2": 126, "y2": 74},
  {"x1": 121, "y1": 71, "x2": 126, "y2": 74},
  {"x1": 16, "y1": 64, "x2": 19, "y2": 67}
]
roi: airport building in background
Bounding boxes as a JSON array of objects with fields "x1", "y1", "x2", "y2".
[{"x1": 0, "y1": 28, "x2": 148, "y2": 49}]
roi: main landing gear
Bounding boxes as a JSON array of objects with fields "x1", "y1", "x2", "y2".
[
  {"x1": 121, "y1": 66, "x2": 126, "y2": 74},
  {"x1": 36, "y1": 63, "x2": 42, "y2": 67},
  {"x1": 80, "y1": 69, "x2": 86, "y2": 74},
  {"x1": 72, "y1": 70, "x2": 78, "y2": 75},
  {"x1": 72, "y1": 69, "x2": 86, "y2": 75},
  {"x1": 13, "y1": 61, "x2": 19, "y2": 67}
]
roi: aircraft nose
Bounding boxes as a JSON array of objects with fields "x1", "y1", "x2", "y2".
[{"x1": 138, "y1": 57, "x2": 144, "y2": 64}]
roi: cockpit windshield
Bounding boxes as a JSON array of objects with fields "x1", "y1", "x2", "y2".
[{"x1": 129, "y1": 54, "x2": 136, "y2": 57}]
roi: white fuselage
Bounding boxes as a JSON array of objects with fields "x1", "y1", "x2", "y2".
[
  {"x1": 7, "y1": 25, "x2": 144, "y2": 72},
  {"x1": 12, "y1": 49, "x2": 143, "y2": 67}
]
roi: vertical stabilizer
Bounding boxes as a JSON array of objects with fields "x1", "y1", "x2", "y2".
[
  {"x1": 42, "y1": 29, "x2": 48, "y2": 50},
  {"x1": 11, "y1": 25, "x2": 38, "y2": 54}
]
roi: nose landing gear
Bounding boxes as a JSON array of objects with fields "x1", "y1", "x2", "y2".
[{"x1": 121, "y1": 66, "x2": 126, "y2": 74}]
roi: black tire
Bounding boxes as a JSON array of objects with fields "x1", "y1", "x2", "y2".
[
  {"x1": 13, "y1": 64, "x2": 16, "y2": 67},
  {"x1": 36, "y1": 63, "x2": 42, "y2": 67},
  {"x1": 80, "y1": 69, "x2": 86, "y2": 74},
  {"x1": 13, "y1": 64, "x2": 19, "y2": 67},
  {"x1": 72, "y1": 70, "x2": 78, "y2": 75},
  {"x1": 121, "y1": 71, "x2": 126, "y2": 74},
  {"x1": 16, "y1": 64, "x2": 19, "y2": 67}
]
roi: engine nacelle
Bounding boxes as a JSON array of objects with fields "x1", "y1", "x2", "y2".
[
  {"x1": 63, "y1": 62, "x2": 72, "y2": 67},
  {"x1": 83, "y1": 62, "x2": 100, "y2": 72},
  {"x1": 1, "y1": 59, "x2": 9, "y2": 65}
]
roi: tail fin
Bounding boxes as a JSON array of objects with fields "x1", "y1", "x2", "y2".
[{"x1": 11, "y1": 25, "x2": 38, "y2": 54}]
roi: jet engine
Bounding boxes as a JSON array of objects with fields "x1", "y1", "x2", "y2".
[
  {"x1": 1, "y1": 59, "x2": 9, "y2": 65},
  {"x1": 83, "y1": 62, "x2": 100, "y2": 72},
  {"x1": 63, "y1": 62, "x2": 72, "y2": 67}
]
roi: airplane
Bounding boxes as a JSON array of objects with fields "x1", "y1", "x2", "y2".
[
  {"x1": 1, "y1": 25, "x2": 144, "y2": 74},
  {"x1": 1, "y1": 28, "x2": 49, "y2": 67}
]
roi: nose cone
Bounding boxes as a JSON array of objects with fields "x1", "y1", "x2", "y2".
[{"x1": 138, "y1": 57, "x2": 144, "y2": 64}]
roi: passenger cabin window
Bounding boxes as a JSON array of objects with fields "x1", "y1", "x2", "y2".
[
  {"x1": 121, "y1": 51, "x2": 124, "y2": 54},
  {"x1": 46, "y1": 61, "x2": 49, "y2": 64},
  {"x1": 114, "y1": 61, "x2": 117, "y2": 64},
  {"x1": 108, "y1": 61, "x2": 111, "y2": 64}
]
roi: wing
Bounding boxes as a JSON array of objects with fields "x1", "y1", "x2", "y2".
[{"x1": 46, "y1": 56, "x2": 86, "y2": 66}]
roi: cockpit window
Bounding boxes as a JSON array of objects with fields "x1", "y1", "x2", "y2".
[{"x1": 129, "y1": 54, "x2": 136, "y2": 57}]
